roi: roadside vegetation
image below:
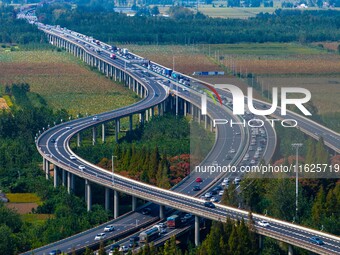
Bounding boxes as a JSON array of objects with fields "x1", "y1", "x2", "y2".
[{"x1": 36, "y1": 4, "x2": 340, "y2": 44}]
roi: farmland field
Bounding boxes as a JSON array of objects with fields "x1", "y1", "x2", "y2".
[
  {"x1": 0, "y1": 49, "x2": 139, "y2": 116},
  {"x1": 126, "y1": 44, "x2": 224, "y2": 75}
]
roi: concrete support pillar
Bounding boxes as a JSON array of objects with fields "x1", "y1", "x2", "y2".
[
  {"x1": 77, "y1": 133, "x2": 81, "y2": 147},
  {"x1": 132, "y1": 196, "x2": 137, "y2": 211},
  {"x1": 102, "y1": 124, "x2": 105, "y2": 143},
  {"x1": 114, "y1": 190, "x2": 119, "y2": 219},
  {"x1": 53, "y1": 165, "x2": 58, "y2": 188},
  {"x1": 129, "y1": 115, "x2": 133, "y2": 131},
  {"x1": 191, "y1": 104, "x2": 194, "y2": 118},
  {"x1": 46, "y1": 161, "x2": 50, "y2": 179},
  {"x1": 146, "y1": 109, "x2": 149, "y2": 122},
  {"x1": 195, "y1": 216, "x2": 200, "y2": 246},
  {"x1": 105, "y1": 187, "x2": 110, "y2": 211},
  {"x1": 259, "y1": 234, "x2": 264, "y2": 250},
  {"x1": 205, "y1": 115, "x2": 207, "y2": 129},
  {"x1": 86, "y1": 179, "x2": 92, "y2": 212},
  {"x1": 92, "y1": 126, "x2": 96, "y2": 145},
  {"x1": 198, "y1": 109, "x2": 201, "y2": 123},
  {"x1": 288, "y1": 245, "x2": 293, "y2": 255},
  {"x1": 210, "y1": 118, "x2": 213, "y2": 132},
  {"x1": 62, "y1": 169, "x2": 66, "y2": 187},
  {"x1": 159, "y1": 205, "x2": 165, "y2": 219},
  {"x1": 184, "y1": 101, "x2": 187, "y2": 116},
  {"x1": 67, "y1": 171, "x2": 73, "y2": 194},
  {"x1": 140, "y1": 112, "x2": 145, "y2": 126},
  {"x1": 115, "y1": 119, "x2": 120, "y2": 143}
]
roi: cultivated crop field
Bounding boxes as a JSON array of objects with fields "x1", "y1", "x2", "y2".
[
  {"x1": 0, "y1": 50, "x2": 139, "y2": 115},
  {"x1": 125, "y1": 44, "x2": 224, "y2": 75},
  {"x1": 258, "y1": 76, "x2": 340, "y2": 114},
  {"x1": 199, "y1": 43, "x2": 340, "y2": 114}
]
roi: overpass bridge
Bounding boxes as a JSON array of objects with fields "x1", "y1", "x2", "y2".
[{"x1": 19, "y1": 16, "x2": 340, "y2": 255}]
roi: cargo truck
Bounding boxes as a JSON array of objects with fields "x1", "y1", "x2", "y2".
[{"x1": 167, "y1": 214, "x2": 181, "y2": 228}]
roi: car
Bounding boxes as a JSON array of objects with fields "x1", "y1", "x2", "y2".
[
  {"x1": 229, "y1": 149, "x2": 236, "y2": 153},
  {"x1": 104, "y1": 224, "x2": 115, "y2": 232},
  {"x1": 195, "y1": 177, "x2": 203, "y2": 183},
  {"x1": 193, "y1": 185, "x2": 201, "y2": 191},
  {"x1": 204, "y1": 201, "x2": 216, "y2": 208},
  {"x1": 258, "y1": 220, "x2": 270, "y2": 227},
  {"x1": 215, "y1": 185, "x2": 222, "y2": 190},
  {"x1": 70, "y1": 155, "x2": 76, "y2": 160},
  {"x1": 141, "y1": 208, "x2": 151, "y2": 215},
  {"x1": 212, "y1": 160, "x2": 219, "y2": 166},
  {"x1": 129, "y1": 236, "x2": 139, "y2": 248},
  {"x1": 65, "y1": 126, "x2": 72, "y2": 130},
  {"x1": 210, "y1": 197, "x2": 218, "y2": 202},
  {"x1": 78, "y1": 165, "x2": 85, "y2": 171},
  {"x1": 223, "y1": 177, "x2": 230, "y2": 183},
  {"x1": 310, "y1": 236, "x2": 324, "y2": 245},
  {"x1": 205, "y1": 192, "x2": 213, "y2": 198},
  {"x1": 219, "y1": 190, "x2": 224, "y2": 196},
  {"x1": 92, "y1": 116, "x2": 99, "y2": 121},
  {"x1": 250, "y1": 159, "x2": 256, "y2": 164},
  {"x1": 94, "y1": 233, "x2": 106, "y2": 240},
  {"x1": 119, "y1": 245, "x2": 129, "y2": 252},
  {"x1": 49, "y1": 250, "x2": 62, "y2": 255},
  {"x1": 50, "y1": 138, "x2": 56, "y2": 143},
  {"x1": 234, "y1": 177, "x2": 241, "y2": 185},
  {"x1": 158, "y1": 222, "x2": 167, "y2": 228},
  {"x1": 184, "y1": 213, "x2": 193, "y2": 220},
  {"x1": 249, "y1": 146, "x2": 254, "y2": 151},
  {"x1": 109, "y1": 244, "x2": 120, "y2": 255},
  {"x1": 235, "y1": 131, "x2": 241, "y2": 135},
  {"x1": 226, "y1": 155, "x2": 232, "y2": 160}
]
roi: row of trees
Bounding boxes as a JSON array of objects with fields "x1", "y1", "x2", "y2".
[
  {"x1": 36, "y1": 4, "x2": 340, "y2": 44},
  {"x1": 74, "y1": 114, "x2": 193, "y2": 188},
  {"x1": 0, "y1": 6, "x2": 45, "y2": 44},
  {"x1": 0, "y1": 84, "x2": 111, "y2": 254}
]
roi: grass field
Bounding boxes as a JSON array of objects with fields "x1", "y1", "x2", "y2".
[
  {"x1": 6, "y1": 193, "x2": 42, "y2": 204},
  {"x1": 21, "y1": 214, "x2": 52, "y2": 225},
  {"x1": 0, "y1": 49, "x2": 139, "y2": 116}
]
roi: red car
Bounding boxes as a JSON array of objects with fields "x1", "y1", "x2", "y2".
[{"x1": 195, "y1": 177, "x2": 203, "y2": 183}]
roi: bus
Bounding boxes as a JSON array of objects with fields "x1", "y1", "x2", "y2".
[
  {"x1": 139, "y1": 227, "x2": 159, "y2": 243},
  {"x1": 167, "y1": 214, "x2": 181, "y2": 228}
]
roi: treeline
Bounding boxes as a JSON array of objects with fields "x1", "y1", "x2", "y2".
[
  {"x1": 74, "y1": 115, "x2": 194, "y2": 188},
  {"x1": 0, "y1": 84, "x2": 110, "y2": 254},
  {"x1": 35, "y1": 4, "x2": 340, "y2": 44},
  {"x1": 0, "y1": 6, "x2": 45, "y2": 44}
]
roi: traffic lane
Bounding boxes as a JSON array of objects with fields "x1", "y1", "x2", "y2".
[{"x1": 21, "y1": 211, "x2": 158, "y2": 255}]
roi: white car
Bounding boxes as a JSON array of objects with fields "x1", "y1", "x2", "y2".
[
  {"x1": 223, "y1": 177, "x2": 230, "y2": 183},
  {"x1": 70, "y1": 155, "x2": 76, "y2": 160},
  {"x1": 205, "y1": 192, "x2": 213, "y2": 198},
  {"x1": 104, "y1": 225, "x2": 115, "y2": 232},
  {"x1": 92, "y1": 116, "x2": 99, "y2": 121},
  {"x1": 219, "y1": 190, "x2": 224, "y2": 196},
  {"x1": 229, "y1": 149, "x2": 236, "y2": 153},
  {"x1": 119, "y1": 245, "x2": 129, "y2": 252},
  {"x1": 210, "y1": 197, "x2": 219, "y2": 202},
  {"x1": 78, "y1": 165, "x2": 85, "y2": 171},
  {"x1": 258, "y1": 220, "x2": 270, "y2": 227},
  {"x1": 94, "y1": 233, "x2": 106, "y2": 240},
  {"x1": 65, "y1": 126, "x2": 72, "y2": 130}
]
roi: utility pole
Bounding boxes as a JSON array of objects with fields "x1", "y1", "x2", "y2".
[{"x1": 292, "y1": 143, "x2": 303, "y2": 222}]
